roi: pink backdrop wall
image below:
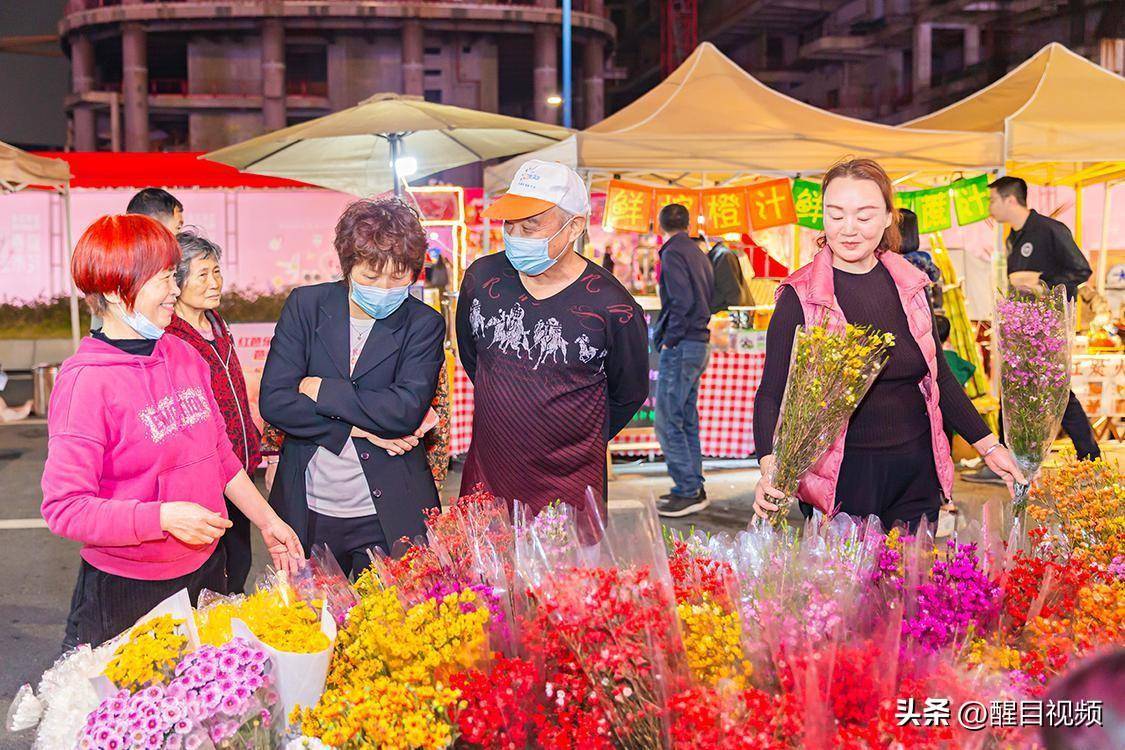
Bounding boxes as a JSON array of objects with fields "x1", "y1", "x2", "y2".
[{"x1": 1, "y1": 184, "x2": 1122, "y2": 303}]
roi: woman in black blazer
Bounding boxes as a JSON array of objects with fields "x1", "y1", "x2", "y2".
[{"x1": 259, "y1": 199, "x2": 445, "y2": 576}]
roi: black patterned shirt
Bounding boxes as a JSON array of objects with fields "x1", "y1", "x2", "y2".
[{"x1": 455, "y1": 252, "x2": 649, "y2": 512}]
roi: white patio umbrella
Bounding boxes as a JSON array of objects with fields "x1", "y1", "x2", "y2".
[{"x1": 203, "y1": 93, "x2": 572, "y2": 197}]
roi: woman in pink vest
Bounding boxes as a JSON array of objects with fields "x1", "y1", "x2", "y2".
[{"x1": 752, "y1": 159, "x2": 1024, "y2": 530}]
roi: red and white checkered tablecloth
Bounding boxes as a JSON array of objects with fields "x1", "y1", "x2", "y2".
[{"x1": 450, "y1": 350, "x2": 764, "y2": 459}]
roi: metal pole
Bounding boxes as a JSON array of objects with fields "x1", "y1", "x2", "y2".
[
  {"x1": 63, "y1": 186, "x2": 80, "y2": 352},
  {"x1": 390, "y1": 134, "x2": 403, "y2": 197},
  {"x1": 1096, "y1": 180, "x2": 1114, "y2": 295},
  {"x1": 562, "y1": 0, "x2": 573, "y2": 128}
]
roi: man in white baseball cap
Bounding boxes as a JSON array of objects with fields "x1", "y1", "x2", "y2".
[{"x1": 455, "y1": 159, "x2": 649, "y2": 527}]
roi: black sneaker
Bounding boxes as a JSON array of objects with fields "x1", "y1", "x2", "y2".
[
  {"x1": 962, "y1": 466, "x2": 1005, "y2": 485},
  {"x1": 659, "y1": 488, "x2": 707, "y2": 501},
  {"x1": 657, "y1": 491, "x2": 710, "y2": 518}
]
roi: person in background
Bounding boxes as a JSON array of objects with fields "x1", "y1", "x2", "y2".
[
  {"x1": 456, "y1": 159, "x2": 648, "y2": 529},
  {"x1": 965, "y1": 176, "x2": 1100, "y2": 484},
  {"x1": 934, "y1": 315, "x2": 975, "y2": 387},
  {"x1": 164, "y1": 229, "x2": 263, "y2": 594},
  {"x1": 899, "y1": 208, "x2": 944, "y2": 312},
  {"x1": 752, "y1": 159, "x2": 1024, "y2": 532},
  {"x1": 706, "y1": 235, "x2": 753, "y2": 313},
  {"x1": 259, "y1": 198, "x2": 445, "y2": 577},
  {"x1": 934, "y1": 313, "x2": 974, "y2": 515},
  {"x1": 42, "y1": 215, "x2": 301, "y2": 650},
  {"x1": 654, "y1": 204, "x2": 715, "y2": 517},
  {"x1": 126, "y1": 188, "x2": 185, "y2": 234}
]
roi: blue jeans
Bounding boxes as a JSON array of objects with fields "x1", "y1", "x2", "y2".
[{"x1": 655, "y1": 340, "x2": 710, "y2": 495}]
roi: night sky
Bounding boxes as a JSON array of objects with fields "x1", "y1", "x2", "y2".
[{"x1": 0, "y1": 1, "x2": 69, "y2": 148}]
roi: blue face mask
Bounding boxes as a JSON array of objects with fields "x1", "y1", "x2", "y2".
[
  {"x1": 118, "y1": 305, "x2": 165, "y2": 340},
  {"x1": 351, "y1": 280, "x2": 411, "y2": 320},
  {"x1": 503, "y1": 217, "x2": 575, "y2": 276}
]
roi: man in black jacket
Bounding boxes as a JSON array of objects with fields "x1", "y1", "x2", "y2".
[
  {"x1": 654, "y1": 204, "x2": 715, "y2": 517},
  {"x1": 706, "y1": 237, "x2": 753, "y2": 313},
  {"x1": 967, "y1": 177, "x2": 1100, "y2": 484}
]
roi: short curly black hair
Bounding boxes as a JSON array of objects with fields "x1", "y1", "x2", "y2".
[{"x1": 334, "y1": 198, "x2": 427, "y2": 281}]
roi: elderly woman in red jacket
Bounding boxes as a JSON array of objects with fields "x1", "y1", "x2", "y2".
[{"x1": 165, "y1": 229, "x2": 263, "y2": 593}]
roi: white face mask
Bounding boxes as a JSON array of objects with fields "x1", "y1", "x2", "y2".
[{"x1": 115, "y1": 302, "x2": 165, "y2": 340}]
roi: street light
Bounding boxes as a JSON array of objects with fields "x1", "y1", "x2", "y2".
[{"x1": 546, "y1": 94, "x2": 564, "y2": 107}]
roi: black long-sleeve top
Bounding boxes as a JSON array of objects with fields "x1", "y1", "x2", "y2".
[
  {"x1": 753, "y1": 263, "x2": 990, "y2": 458},
  {"x1": 654, "y1": 232, "x2": 714, "y2": 350},
  {"x1": 1006, "y1": 209, "x2": 1091, "y2": 301},
  {"x1": 455, "y1": 252, "x2": 649, "y2": 511}
]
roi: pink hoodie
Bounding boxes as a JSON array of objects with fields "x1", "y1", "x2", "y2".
[{"x1": 41, "y1": 335, "x2": 243, "y2": 580}]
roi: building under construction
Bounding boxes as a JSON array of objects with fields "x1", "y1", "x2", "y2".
[
  {"x1": 613, "y1": 0, "x2": 1124, "y2": 123},
  {"x1": 59, "y1": 0, "x2": 615, "y2": 153}
]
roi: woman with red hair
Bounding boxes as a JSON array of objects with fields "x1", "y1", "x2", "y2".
[
  {"x1": 752, "y1": 159, "x2": 1024, "y2": 530},
  {"x1": 41, "y1": 214, "x2": 302, "y2": 650}
]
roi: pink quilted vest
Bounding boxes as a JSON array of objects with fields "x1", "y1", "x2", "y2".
[{"x1": 776, "y1": 248, "x2": 955, "y2": 514}]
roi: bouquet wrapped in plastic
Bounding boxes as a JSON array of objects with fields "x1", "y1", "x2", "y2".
[
  {"x1": 195, "y1": 574, "x2": 336, "y2": 729},
  {"x1": 291, "y1": 552, "x2": 492, "y2": 748},
  {"x1": 515, "y1": 494, "x2": 687, "y2": 750},
  {"x1": 768, "y1": 320, "x2": 894, "y2": 523},
  {"x1": 995, "y1": 284, "x2": 1074, "y2": 516}
]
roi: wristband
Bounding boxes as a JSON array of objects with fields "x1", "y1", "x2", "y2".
[{"x1": 982, "y1": 443, "x2": 1003, "y2": 458}]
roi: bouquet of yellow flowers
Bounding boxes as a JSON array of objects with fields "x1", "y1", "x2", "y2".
[
  {"x1": 102, "y1": 614, "x2": 188, "y2": 692},
  {"x1": 292, "y1": 567, "x2": 491, "y2": 749},
  {"x1": 196, "y1": 588, "x2": 330, "y2": 653},
  {"x1": 768, "y1": 320, "x2": 894, "y2": 524}
]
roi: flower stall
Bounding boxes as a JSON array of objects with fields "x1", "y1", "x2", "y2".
[{"x1": 8, "y1": 456, "x2": 1123, "y2": 750}]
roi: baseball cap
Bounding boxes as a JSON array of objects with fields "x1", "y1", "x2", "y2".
[{"x1": 482, "y1": 159, "x2": 590, "y2": 221}]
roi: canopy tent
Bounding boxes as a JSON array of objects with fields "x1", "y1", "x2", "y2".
[
  {"x1": 906, "y1": 42, "x2": 1125, "y2": 292},
  {"x1": 203, "y1": 93, "x2": 572, "y2": 197},
  {"x1": 0, "y1": 142, "x2": 79, "y2": 350},
  {"x1": 905, "y1": 43, "x2": 1125, "y2": 185},
  {"x1": 485, "y1": 42, "x2": 1003, "y2": 194}
]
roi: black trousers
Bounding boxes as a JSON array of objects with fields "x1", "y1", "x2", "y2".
[
  {"x1": 997, "y1": 390, "x2": 1100, "y2": 461},
  {"x1": 801, "y1": 434, "x2": 942, "y2": 533},
  {"x1": 307, "y1": 511, "x2": 389, "y2": 580},
  {"x1": 221, "y1": 501, "x2": 252, "y2": 595},
  {"x1": 62, "y1": 547, "x2": 227, "y2": 652}
]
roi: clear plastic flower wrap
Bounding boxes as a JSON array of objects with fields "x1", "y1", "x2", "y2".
[
  {"x1": 287, "y1": 544, "x2": 360, "y2": 628},
  {"x1": 514, "y1": 490, "x2": 688, "y2": 750},
  {"x1": 996, "y1": 283, "x2": 1074, "y2": 517},
  {"x1": 767, "y1": 319, "x2": 894, "y2": 523}
]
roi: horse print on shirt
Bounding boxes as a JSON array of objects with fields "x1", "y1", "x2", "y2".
[
  {"x1": 480, "y1": 303, "x2": 607, "y2": 371},
  {"x1": 137, "y1": 386, "x2": 213, "y2": 443}
]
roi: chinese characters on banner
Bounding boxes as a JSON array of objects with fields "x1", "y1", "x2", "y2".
[
  {"x1": 603, "y1": 180, "x2": 654, "y2": 233},
  {"x1": 599, "y1": 175, "x2": 991, "y2": 236},
  {"x1": 701, "y1": 187, "x2": 751, "y2": 234},
  {"x1": 746, "y1": 179, "x2": 798, "y2": 230},
  {"x1": 951, "y1": 175, "x2": 991, "y2": 226},
  {"x1": 653, "y1": 188, "x2": 700, "y2": 235},
  {"x1": 912, "y1": 187, "x2": 953, "y2": 234},
  {"x1": 791, "y1": 178, "x2": 823, "y2": 230}
]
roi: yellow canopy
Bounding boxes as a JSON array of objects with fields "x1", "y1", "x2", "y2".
[
  {"x1": 905, "y1": 43, "x2": 1125, "y2": 185},
  {"x1": 0, "y1": 140, "x2": 71, "y2": 190},
  {"x1": 486, "y1": 42, "x2": 1002, "y2": 193}
]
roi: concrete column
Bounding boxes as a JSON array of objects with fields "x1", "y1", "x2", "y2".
[
  {"x1": 262, "y1": 19, "x2": 286, "y2": 131},
  {"x1": 964, "y1": 25, "x2": 981, "y2": 66},
  {"x1": 913, "y1": 22, "x2": 932, "y2": 92},
  {"x1": 583, "y1": 37, "x2": 605, "y2": 126},
  {"x1": 71, "y1": 34, "x2": 97, "y2": 151},
  {"x1": 534, "y1": 26, "x2": 559, "y2": 124},
  {"x1": 402, "y1": 20, "x2": 424, "y2": 96},
  {"x1": 122, "y1": 23, "x2": 149, "y2": 152}
]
